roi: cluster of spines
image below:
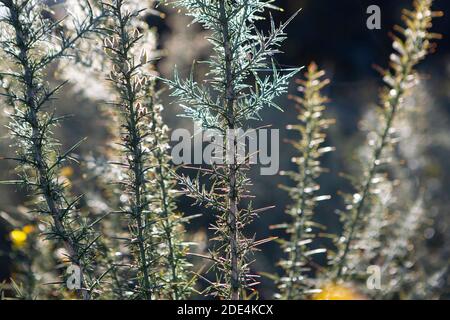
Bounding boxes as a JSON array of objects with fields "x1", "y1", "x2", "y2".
[
  {"x1": 277, "y1": 63, "x2": 333, "y2": 299},
  {"x1": 102, "y1": 0, "x2": 190, "y2": 299},
  {"x1": 335, "y1": 0, "x2": 442, "y2": 279},
  {"x1": 166, "y1": 0, "x2": 299, "y2": 299},
  {"x1": 0, "y1": 0, "x2": 106, "y2": 299}
]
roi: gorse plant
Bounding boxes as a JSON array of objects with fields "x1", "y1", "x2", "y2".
[
  {"x1": 101, "y1": 0, "x2": 189, "y2": 299},
  {"x1": 276, "y1": 0, "x2": 443, "y2": 300},
  {"x1": 335, "y1": 0, "x2": 442, "y2": 280},
  {"x1": 350, "y1": 87, "x2": 447, "y2": 298},
  {"x1": 103, "y1": 0, "x2": 159, "y2": 300},
  {"x1": 0, "y1": 0, "x2": 446, "y2": 301},
  {"x1": 0, "y1": 0, "x2": 105, "y2": 299},
  {"x1": 165, "y1": 0, "x2": 299, "y2": 299},
  {"x1": 277, "y1": 63, "x2": 333, "y2": 300},
  {"x1": 387, "y1": 83, "x2": 450, "y2": 298}
]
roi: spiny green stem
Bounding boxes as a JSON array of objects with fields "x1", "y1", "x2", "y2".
[
  {"x1": 219, "y1": 1, "x2": 240, "y2": 300},
  {"x1": 285, "y1": 104, "x2": 316, "y2": 299},
  {"x1": 116, "y1": 3, "x2": 152, "y2": 299},
  {"x1": 5, "y1": 0, "x2": 91, "y2": 300},
  {"x1": 336, "y1": 0, "x2": 440, "y2": 277}
]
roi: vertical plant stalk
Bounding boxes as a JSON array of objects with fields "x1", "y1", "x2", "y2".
[
  {"x1": 103, "y1": 0, "x2": 154, "y2": 299},
  {"x1": 336, "y1": 0, "x2": 442, "y2": 278},
  {"x1": 140, "y1": 75, "x2": 189, "y2": 299},
  {"x1": 146, "y1": 90, "x2": 188, "y2": 300},
  {"x1": 218, "y1": 1, "x2": 240, "y2": 300},
  {"x1": 0, "y1": 0, "x2": 105, "y2": 299},
  {"x1": 278, "y1": 63, "x2": 333, "y2": 300},
  {"x1": 104, "y1": 0, "x2": 190, "y2": 300},
  {"x1": 67, "y1": 0, "x2": 189, "y2": 300},
  {"x1": 166, "y1": 0, "x2": 299, "y2": 299}
]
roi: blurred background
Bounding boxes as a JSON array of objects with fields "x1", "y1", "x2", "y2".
[{"x1": 1, "y1": 0, "x2": 449, "y2": 299}]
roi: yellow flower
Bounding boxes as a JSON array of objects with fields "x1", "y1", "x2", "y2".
[
  {"x1": 22, "y1": 225, "x2": 35, "y2": 234},
  {"x1": 313, "y1": 283, "x2": 364, "y2": 300},
  {"x1": 60, "y1": 166, "x2": 74, "y2": 178},
  {"x1": 10, "y1": 229, "x2": 27, "y2": 248}
]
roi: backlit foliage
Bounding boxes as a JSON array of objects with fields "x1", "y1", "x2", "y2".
[
  {"x1": 101, "y1": 0, "x2": 190, "y2": 299},
  {"x1": 277, "y1": 63, "x2": 333, "y2": 299},
  {"x1": 164, "y1": 0, "x2": 299, "y2": 299},
  {"x1": 334, "y1": 0, "x2": 442, "y2": 280},
  {"x1": 0, "y1": 0, "x2": 105, "y2": 299},
  {"x1": 0, "y1": 0, "x2": 446, "y2": 301}
]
